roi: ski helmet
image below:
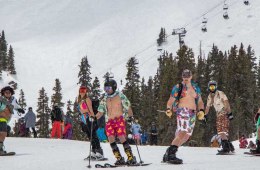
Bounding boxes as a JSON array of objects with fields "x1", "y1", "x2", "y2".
[
  {"x1": 79, "y1": 86, "x2": 88, "y2": 93},
  {"x1": 104, "y1": 79, "x2": 117, "y2": 95},
  {"x1": 1, "y1": 86, "x2": 14, "y2": 96},
  {"x1": 208, "y1": 80, "x2": 217, "y2": 93}
]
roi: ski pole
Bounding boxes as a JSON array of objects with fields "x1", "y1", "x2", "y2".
[
  {"x1": 87, "y1": 117, "x2": 94, "y2": 168},
  {"x1": 130, "y1": 122, "x2": 143, "y2": 164}
]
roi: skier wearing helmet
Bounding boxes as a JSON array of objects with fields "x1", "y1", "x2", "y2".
[
  {"x1": 205, "y1": 80, "x2": 235, "y2": 155},
  {"x1": 95, "y1": 79, "x2": 137, "y2": 165}
]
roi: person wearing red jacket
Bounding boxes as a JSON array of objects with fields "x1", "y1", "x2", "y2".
[{"x1": 239, "y1": 135, "x2": 248, "y2": 148}]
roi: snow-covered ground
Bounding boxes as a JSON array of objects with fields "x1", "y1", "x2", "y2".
[
  {"x1": 0, "y1": 137, "x2": 259, "y2": 170},
  {"x1": 0, "y1": 0, "x2": 260, "y2": 111}
]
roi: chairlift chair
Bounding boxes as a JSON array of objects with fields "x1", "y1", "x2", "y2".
[
  {"x1": 223, "y1": 11, "x2": 229, "y2": 19},
  {"x1": 201, "y1": 25, "x2": 207, "y2": 32},
  {"x1": 244, "y1": 1, "x2": 249, "y2": 5},
  {"x1": 202, "y1": 17, "x2": 208, "y2": 24},
  {"x1": 223, "y1": 3, "x2": 228, "y2": 10}
]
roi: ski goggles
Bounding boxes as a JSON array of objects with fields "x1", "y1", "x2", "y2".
[
  {"x1": 104, "y1": 86, "x2": 112, "y2": 92},
  {"x1": 182, "y1": 69, "x2": 192, "y2": 78},
  {"x1": 209, "y1": 85, "x2": 216, "y2": 91}
]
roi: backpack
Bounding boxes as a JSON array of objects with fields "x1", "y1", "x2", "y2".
[{"x1": 172, "y1": 82, "x2": 183, "y2": 111}]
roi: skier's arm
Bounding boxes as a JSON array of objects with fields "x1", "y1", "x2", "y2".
[
  {"x1": 86, "y1": 98, "x2": 95, "y2": 117},
  {"x1": 223, "y1": 100, "x2": 231, "y2": 113},
  {"x1": 205, "y1": 95, "x2": 212, "y2": 115},
  {"x1": 95, "y1": 112, "x2": 104, "y2": 120},
  {"x1": 197, "y1": 97, "x2": 204, "y2": 111},
  {"x1": 127, "y1": 106, "x2": 133, "y2": 117},
  {"x1": 166, "y1": 96, "x2": 175, "y2": 110}
]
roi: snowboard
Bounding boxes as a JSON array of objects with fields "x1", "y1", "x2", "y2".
[
  {"x1": 95, "y1": 163, "x2": 152, "y2": 168},
  {"x1": 0, "y1": 152, "x2": 16, "y2": 156},
  {"x1": 244, "y1": 152, "x2": 260, "y2": 156}
]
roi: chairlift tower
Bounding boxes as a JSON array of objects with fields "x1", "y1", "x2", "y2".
[
  {"x1": 103, "y1": 69, "x2": 114, "y2": 81},
  {"x1": 172, "y1": 27, "x2": 187, "y2": 49}
]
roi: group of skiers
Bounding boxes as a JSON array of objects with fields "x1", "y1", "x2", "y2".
[
  {"x1": 0, "y1": 68, "x2": 259, "y2": 164},
  {"x1": 75, "y1": 70, "x2": 258, "y2": 165}
]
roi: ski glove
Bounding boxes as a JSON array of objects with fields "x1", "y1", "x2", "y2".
[
  {"x1": 165, "y1": 108, "x2": 172, "y2": 118},
  {"x1": 197, "y1": 109, "x2": 205, "y2": 120},
  {"x1": 227, "y1": 112, "x2": 233, "y2": 121},
  {"x1": 17, "y1": 108, "x2": 25, "y2": 114}
]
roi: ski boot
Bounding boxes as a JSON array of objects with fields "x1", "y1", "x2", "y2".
[
  {"x1": 94, "y1": 148, "x2": 105, "y2": 160},
  {"x1": 250, "y1": 140, "x2": 260, "y2": 154},
  {"x1": 0, "y1": 142, "x2": 14, "y2": 156},
  {"x1": 228, "y1": 140, "x2": 235, "y2": 153},
  {"x1": 0, "y1": 142, "x2": 6, "y2": 155},
  {"x1": 217, "y1": 140, "x2": 231, "y2": 155},
  {"x1": 111, "y1": 142, "x2": 126, "y2": 165},
  {"x1": 162, "y1": 145, "x2": 183, "y2": 164},
  {"x1": 123, "y1": 141, "x2": 137, "y2": 165},
  {"x1": 114, "y1": 157, "x2": 126, "y2": 166}
]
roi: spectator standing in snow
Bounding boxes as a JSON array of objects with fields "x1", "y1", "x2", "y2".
[
  {"x1": 24, "y1": 107, "x2": 37, "y2": 138},
  {"x1": 131, "y1": 119, "x2": 141, "y2": 145}
]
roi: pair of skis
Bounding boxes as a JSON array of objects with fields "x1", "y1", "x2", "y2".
[
  {"x1": 0, "y1": 152, "x2": 16, "y2": 156},
  {"x1": 244, "y1": 152, "x2": 260, "y2": 156},
  {"x1": 95, "y1": 163, "x2": 151, "y2": 168}
]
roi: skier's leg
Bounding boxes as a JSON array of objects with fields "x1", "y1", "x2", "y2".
[
  {"x1": 0, "y1": 121, "x2": 7, "y2": 154},
  {"x1": 163, "y1": 108, "x2": 195, "y2": 163},
  {"x1": 217, "y1": 114, "x2": 231, "y2": 153},
  {"x1": 32, "y1": 127, "x2": 37, "y2": 138},
  {"x1": 106, "y1": 118, "x2": 125, "y2": 164},
  {"x1": 51, "y1": 121, "x2": 57, "y2": 138},
  {"x1": 25, "y1": 128, "x2": 29, "y2": 137},
  {"x1": 57, "y1": 121, "x2": 61, "y2": 138}
]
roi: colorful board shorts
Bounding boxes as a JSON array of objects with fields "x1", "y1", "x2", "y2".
[
  {"x1": 133, "y1": 134, "x2": 141, "y2": 140},
  {"x1": 176, "y1": 107, "x2": 196, "y2": 136},
  {"x1": 216, "y1": 112, "x2": 229, "y2": 135},
  {"x1": 105, "y1": 116, "x2": 126, "y2": 137}
]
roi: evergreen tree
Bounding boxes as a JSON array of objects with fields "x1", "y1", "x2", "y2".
[
  {"x1": 18, "y1": 89, "x2": 27, "y2": 110},
  {"x1": 7, "y1": 45, "x2": 16, "y2": 74},
  {"x1": 123, "y1": 57, "x2": 141, "y2": 119},
  {"x1": 51, "y1": 78, "x2": 64, "y2": 108},
  {"x1": 92, "y1": 76, "x2": 101, "y2": 99},
  {"x1": 157, "y1": 28, "x2": 166, "y2": 46},
  {"x1": 8, "y1": 81, "x2": 18, "y2": 90},
  {"x1": 35, "y1": 88, "x2": 50, "y2": 138},
  {"x1": 155, "y1": 52, "x2": 178, "y2": 145},
  {"x1": 139, "y1": 77, "x2": 156, "y2": 132},
  {"x1": 78, "y1": 56, "x2": 92, "y2": 88},
  {"x1": 176, "y1": 45, "x2": 196, "y2": 81},
  {"x1": 0, "y1": 30, "x2": 8, "y2": 70}
]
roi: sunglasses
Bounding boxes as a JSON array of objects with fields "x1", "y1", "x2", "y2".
[
  {"x1": 79, "y1": 89, "x2": 87, "y2": 93},
  {"x1": 104, "y1": 86, "x2": 112, "y2": 91}
]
